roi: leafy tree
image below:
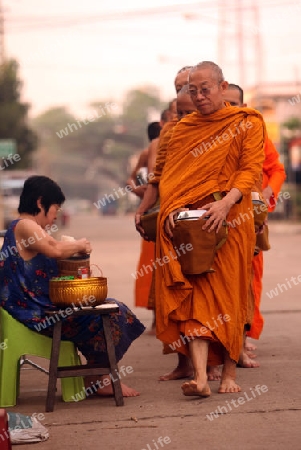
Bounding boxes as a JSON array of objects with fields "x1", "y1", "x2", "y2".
[
  {"x1": 32, "y1": 88, "x2": 165, "y2": 202},
  {"x1": 282, "y1": 116, "x2": 301, "y2": 132},
  {"x1": 0, "y1": 59, "x2": 37, "y2": 168},
  {"x1": 122, "y1": 87, "x2": 164, "y2": 146}
]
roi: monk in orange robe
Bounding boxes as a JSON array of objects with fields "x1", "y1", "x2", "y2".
[
  {"x1": 224, "y1": 84, "x2": 286, "y2": 366},
  {"x1": 249, "y1": 138, "x2": 286, "y2": 340},
  {"x1": 135, "y1": 72, "x2": 197, "y2": 381},
  {"x1": 156, "y1": 61, "x2": 266, "y2": 396},
  {"x1": 135, "y1": 66, "x2": 193, "y2": 224},
  {"x1": 127, "y1": 122, "x2": 161, "y2": 312}
]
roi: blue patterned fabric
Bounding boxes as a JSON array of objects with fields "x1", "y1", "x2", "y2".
[{"x1": 0, "y1": 219, "x2": 145, "y2": 364}]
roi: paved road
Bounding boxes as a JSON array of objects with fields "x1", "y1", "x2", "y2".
[{"x1": 5, "y1": 214, "x2": 301, "y2": 450}]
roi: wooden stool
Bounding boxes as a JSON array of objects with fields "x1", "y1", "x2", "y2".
[{"x1": 45, "y1": 303, "x2": 124, "y2": 412}]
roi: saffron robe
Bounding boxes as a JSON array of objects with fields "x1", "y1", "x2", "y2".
[
  {"x1": 135, "y1": 239, "x2": 155, "y2": 308},
  {"x1": 150, "y1": 119, "x2": 178, "y2": 185},
  {"x1": 247, "y1": 138, "x2": 286, "y2": 339},
  {"x1": 156, "y1": 106, "x2": 266, "y2": 363}
]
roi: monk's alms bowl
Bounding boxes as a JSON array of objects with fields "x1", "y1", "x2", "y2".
[{"x1": 140, "y1": 204, "x2": 160, "y2": 242}]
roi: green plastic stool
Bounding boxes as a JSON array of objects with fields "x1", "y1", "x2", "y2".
[{"x1": 0, "y1": 308, "x2": 85, "y2": 407}]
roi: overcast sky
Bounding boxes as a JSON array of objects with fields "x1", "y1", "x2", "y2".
[{"x1": 4, "y1": 0, "x2": 301, "y2": 117}]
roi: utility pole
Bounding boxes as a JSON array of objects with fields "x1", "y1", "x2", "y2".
[
  {"x1": 236, "y1": 0, "x2": 245, "y2": 87},
  {"x1": 0, "y1": 0, "x2": 5, "y2": 65},
  {"x1": 218, "y1": 0, "x2": 262, "y2": 89}
]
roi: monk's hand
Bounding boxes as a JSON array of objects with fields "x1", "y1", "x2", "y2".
[
  {"x1": 200, "y1": 199, "x2": 232, "y2": 233},
  {"x1": 165, "y1": 207, "x2": 188, "y2": 238},
  {"x1": 132, "y1": 184, "x2": 148, "y2": 199},
  {"x1": 256, "y1": 217, "x2": 268, "y2": 235},
  {"x1": 135, "y1": 212, "x2": 148, "y2": 240},
  {"x1": 262, "y1": 185, "x2": 273, "y2": 204}
]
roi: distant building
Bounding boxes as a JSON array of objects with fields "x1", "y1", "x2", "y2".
[{"x1": 247, "y1": 82, "x2": 301, "y2": 146}]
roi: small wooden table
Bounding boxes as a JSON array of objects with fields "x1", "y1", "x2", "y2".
[{"x1": 45, "y1": 303, "x2": 124, "y2": 412}]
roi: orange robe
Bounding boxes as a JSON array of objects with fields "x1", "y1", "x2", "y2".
[
  {"x1": 135, "y1": 121, "x2": 177, "y2": 309},
  {"x1": 247, "y1": 138, "x2": 286, "y2": 339},
  {"x1": 149, "y1": 119, "x2": 178, "y2": 185},
  {"x1": 156, "y1": 106, "x2": 266, "y2": 364},
  {"x1": 135, "y1": 239, "x2": 155, "y2": 308}
]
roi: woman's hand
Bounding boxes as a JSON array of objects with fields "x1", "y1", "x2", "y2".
[
  {"x1": 77, "y1": 238, "x2": 92, "y2": 254},
  {"x1": 165, "y1": 207, "x2": 188, "y2": 238}
]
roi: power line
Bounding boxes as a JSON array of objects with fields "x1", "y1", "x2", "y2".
[{"x1": 5, "y1": 0, "x2": 296, "y2": 32}]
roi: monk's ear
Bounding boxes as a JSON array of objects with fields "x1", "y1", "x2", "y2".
[{"x1": 220, "y1": 81, "x2": 228, "y2": 92}]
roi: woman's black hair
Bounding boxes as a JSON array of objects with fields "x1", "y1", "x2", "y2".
[{"x1": 18, "y1": 175, "x2": 65, "y2": 216}]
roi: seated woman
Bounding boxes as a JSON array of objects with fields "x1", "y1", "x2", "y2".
[{"x1": 0, "y1": 175, "x2": 145, "y2": 397}]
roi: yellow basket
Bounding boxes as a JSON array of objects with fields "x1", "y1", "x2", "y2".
[{"x1": 49, "y1": 277, "x2": 108, "y2": 308}]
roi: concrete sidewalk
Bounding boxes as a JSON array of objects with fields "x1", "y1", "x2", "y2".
[{"x1": 4, "y1": 216, "x2": 301, "y2": 450}]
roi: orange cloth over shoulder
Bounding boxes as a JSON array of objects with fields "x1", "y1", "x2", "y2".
[
  {"x1": 247, "y1": 137, "x2": 286, "y2": 339},
  {"x1": 155, "y1": 106, "x2": 266, "y2": 363},
  {"x1": 149, "y1": 119, "x2": 178, "y2": 184}
]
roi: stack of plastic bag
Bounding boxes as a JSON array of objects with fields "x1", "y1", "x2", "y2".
[{"x1": 7, "y1": 412, "x2": 49, "y2": 444}]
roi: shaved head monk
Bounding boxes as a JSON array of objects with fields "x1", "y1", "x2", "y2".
[
  {"x1": 155, "y1": 61, "x2": 266, "y2": 396},
  {"x1": 224, "y1": 83, "x2": 286, "y2": 367},
  {"x1": 175, "y1": 66, "x2": 193, "y2": 93}
]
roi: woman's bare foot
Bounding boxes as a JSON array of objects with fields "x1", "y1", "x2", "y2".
[
  {"x1": 181, "y1": 380, "x2": 211, "y2": 397},
  {"x1": 218, "y1": 379, "x2": 241, "y2": 393},
  {"x1": 237, "y1": 351, "x2": 260, "y2": 368},
  {"x1": 86, "y1": 375, "x2": 140, "y2": 397},
  {"x1": 98, "y1": 381, "x2": 140, "y2": 397},
  {"x1": 207, "y1": 365, "x2": 222, "y2": 381}
]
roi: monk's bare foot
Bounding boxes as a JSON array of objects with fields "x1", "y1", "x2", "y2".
[
  {"x1": 237, "y1": 351, "x2": 260, "y2": 368},
  {"x1": 207, "y1": 365, "x2": 222, "y2": 381},
  {"x1": 159, "y1": 366, "x2": 193, "y2": 381},
  {"x1": 146, "y1": 327, "x2": 156, "y2": 336},
  {"x1": 219, "y1": 349, "x2": 241, "y2": 393},
  {"x1": 245, "y1": 339, "x2": 257, "y2": 352},
  {"x1": 146, "y1": 314, "x2": 156, "y2": 335},
  {"x1": 218, "y1": 378, "x2": 241, "y2": 393},
  {"x1": 181, "y1": 380, "x2": 211, "y2": 397},
  {"x1": 159, "y1": 353, "x2": 193, "y2": 381}
]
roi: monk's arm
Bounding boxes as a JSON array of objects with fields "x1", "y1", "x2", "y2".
[
  {"x1": 263, "y1": 138, "x2": 286, "y2": 203},
  {"x1": 126, "y1": 148, "x2": 149, "y2": 198},
  {"x1": 225, "y1": 117, "x2": 266, "y2": 196},
  {"x1": 147, "y1": 138, "x2": 159, "y2": 174}
]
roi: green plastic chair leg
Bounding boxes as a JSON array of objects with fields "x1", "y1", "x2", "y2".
[{"x1": 0, "y1": 309, "x2": 85, "y2": 407}]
